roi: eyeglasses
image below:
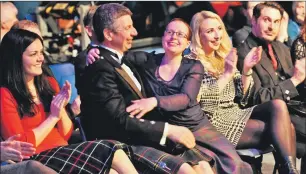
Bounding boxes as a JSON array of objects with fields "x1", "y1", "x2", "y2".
[{"x1": 164, "y1": 29, "x2": 188, "y2": 39}]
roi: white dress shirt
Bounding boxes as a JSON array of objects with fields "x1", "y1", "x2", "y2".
[{"x1": 100, "y1": 45, "x2": 142, "y2": 91}]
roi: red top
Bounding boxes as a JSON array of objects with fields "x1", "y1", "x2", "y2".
[{"x1": 0, "y1": 77, "x2": 73, "y2": 154}]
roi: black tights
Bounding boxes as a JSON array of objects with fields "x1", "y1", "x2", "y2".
[{"x1": 236, "y1": 99, "x2": 296, "y2": 164}]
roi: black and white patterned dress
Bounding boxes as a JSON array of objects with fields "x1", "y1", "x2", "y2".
[
  {"x1": 185, "y1": 55, "x2": 256, "y2": 146},
  {"x1": 200, "y1": 70, "x2": 257, "y2": 146}
]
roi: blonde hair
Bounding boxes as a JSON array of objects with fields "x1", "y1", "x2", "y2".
[{"x1": 190, "y1": 10, "x2": 232, "y2": 77}]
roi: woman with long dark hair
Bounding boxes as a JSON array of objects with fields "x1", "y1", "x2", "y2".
[{"x1": 0, "y1": 29, "x2": 138, "y2": 174}]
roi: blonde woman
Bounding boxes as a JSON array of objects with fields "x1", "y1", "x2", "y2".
[{"x1": 187, "y1": 10, "x2": 298, "y2": 173}]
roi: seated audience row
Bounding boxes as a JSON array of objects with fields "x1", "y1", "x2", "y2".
[{"x1": 0, "y1": 2, "x2": 304, "y2": 174}]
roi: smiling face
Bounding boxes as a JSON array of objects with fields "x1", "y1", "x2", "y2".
[
  {"x1": 252, "y1": 7, "x2": 282, "y2": 42},
  {"x1": 110, "y1": 15, "x2": 138, "y2": 54},
  {"x1": 199, "y1": 18, "x2": 223, "y2": 54},
  {"x1": 162, "y1": 20, "x2": 190, "y2": 55},
  {"x1": 22, "y1": 39, "x2": 44, "y2": 79}
]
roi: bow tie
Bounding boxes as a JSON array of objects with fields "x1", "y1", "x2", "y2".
[
  {"x1": 111, "y1": 53, "x2": 128, "y2": 66},
  {"x1": 97, "y1": 46, "x2": 123, "y2": 65}
]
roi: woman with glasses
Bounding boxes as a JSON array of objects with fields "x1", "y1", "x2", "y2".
[{"x1": 88, "y1": 18, "x2": 253, "y2": 174}]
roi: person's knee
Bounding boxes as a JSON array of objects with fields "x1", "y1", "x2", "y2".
[
  {"x1": 269, "y1": 99, "x2": 291, "y2": 120},
  {"x1": 25, "y1": 161, "x2": 44, "y2": 170},
  {"x1": 109, "y1": 168, "x2": 119, "y2": 174},
  {"x1": 177, "y1": 163, "x2": 197, "y2": 174},
  {"x1": 25, "y1": 160, "x2": 56, "y2": 174},
  {"x1": 271, "y1": 99, "x2": 287, "y2": 111}
]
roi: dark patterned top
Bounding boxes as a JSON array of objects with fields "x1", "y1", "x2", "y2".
[
  {"x1": 291, "y1": 36, "x2": 306, "y2": 102},
  {"x1": 291, "y1": 36, "x2": 306, "y2": 63},
  {"x1": 184, "y1": 54, "x2": 256, "y2": 146},
  {"x1": 126, "y1": 52, "x2": 209, "y2": 131}
]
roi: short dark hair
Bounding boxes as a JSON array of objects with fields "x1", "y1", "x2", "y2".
[
  {"x1": 93, "y1": 3, "x2": 132, "y2": 42},
  {"x1": 253, "y1": 2, "x2": 284, "y2": 20},
  {"x1": 83, "y1": 6, "x2": 98, "y2": 27},
  {"x1": 0, "y1": 29, "x2": 55, "y2": 117}
]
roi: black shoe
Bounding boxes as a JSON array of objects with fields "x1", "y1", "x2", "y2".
[{"x1": 278, "y1": 156, "x2": 299, "y2": 174}]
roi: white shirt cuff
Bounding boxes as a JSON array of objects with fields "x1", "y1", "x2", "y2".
[{"x1": 159, "y1": 122, "x2": 168, "y2": 146}]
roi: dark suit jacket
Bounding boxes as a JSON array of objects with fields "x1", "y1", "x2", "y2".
[
  {"x1": 236, "y1": 34, "x2": 299, "y2": 106},
  {"x1": 232, "y1": 25, "x2": 252, "y2": 48},
  {"x1": 73, "y1": 49, "x2": 87, "y2": 94},
  {"x1": 78, "y1": 47, "x2": 165, "y2": 146}
]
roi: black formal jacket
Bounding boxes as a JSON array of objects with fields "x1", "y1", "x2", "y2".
[
  {"x1": 73, "y1": 49, "x2": 87, "y2": 94},
  {"x1": 236, "y1": 33, "x2": 300, "y2": 106},
  {"x1": 232, "y1": 25, "x2": 252, "y2": 48},
  {"x1": 78, "y1": 47, "x2": 166, "y2": 146}
]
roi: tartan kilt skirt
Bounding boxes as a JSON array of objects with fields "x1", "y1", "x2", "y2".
[
  {"x1": 32, "y1": 140, "x2": 209, "y2": 174},
  {"x1": 131, "y1": 145, "x2": 213, "y2": 174},
  {"x1": 32, "y1": 140, "x2": 131, "y2": 174}
]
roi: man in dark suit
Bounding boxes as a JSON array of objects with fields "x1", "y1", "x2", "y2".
[
  {"x1": 78, "y1": 3, "x2": 213, "y2": 173},
  {"x1": 236, "y1": 2, "x2": 306, "y2": 172}
]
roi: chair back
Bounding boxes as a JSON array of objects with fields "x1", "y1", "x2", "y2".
[{"x1": 49, "y1": 63, "x2": 78, "y2": 104}]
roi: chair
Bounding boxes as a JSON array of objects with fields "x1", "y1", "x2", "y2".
[
  {"x1": 236, "y1": 145, "x2": 278, "y2": 174},
  {"x1": 49, "y1": 63, "x2": 78, "y2": 104},
  {"x1": 74, "y1": 115, "x2": 87, "y2": 142}
]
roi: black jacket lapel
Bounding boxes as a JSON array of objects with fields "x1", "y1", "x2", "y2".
[
  {"x1": 124, "y1": 59, "x2": 147, "y2": 98},
  {"x1": 271, "y1": 42, "x2": 292, "y2": 76},
  {"x1": 115, "y1": 67, "x2": 144, "y2": 98},
  {"x1": 97, "y1": 48, "x2": 144, "y2": 98},
  {"x1": 98, "y1": 48, "x2": 122, "y2": 68}
]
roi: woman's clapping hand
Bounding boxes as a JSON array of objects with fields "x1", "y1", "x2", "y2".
[{"x1": 49, "y1": 81, "x2": 71, "y2": 119}]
